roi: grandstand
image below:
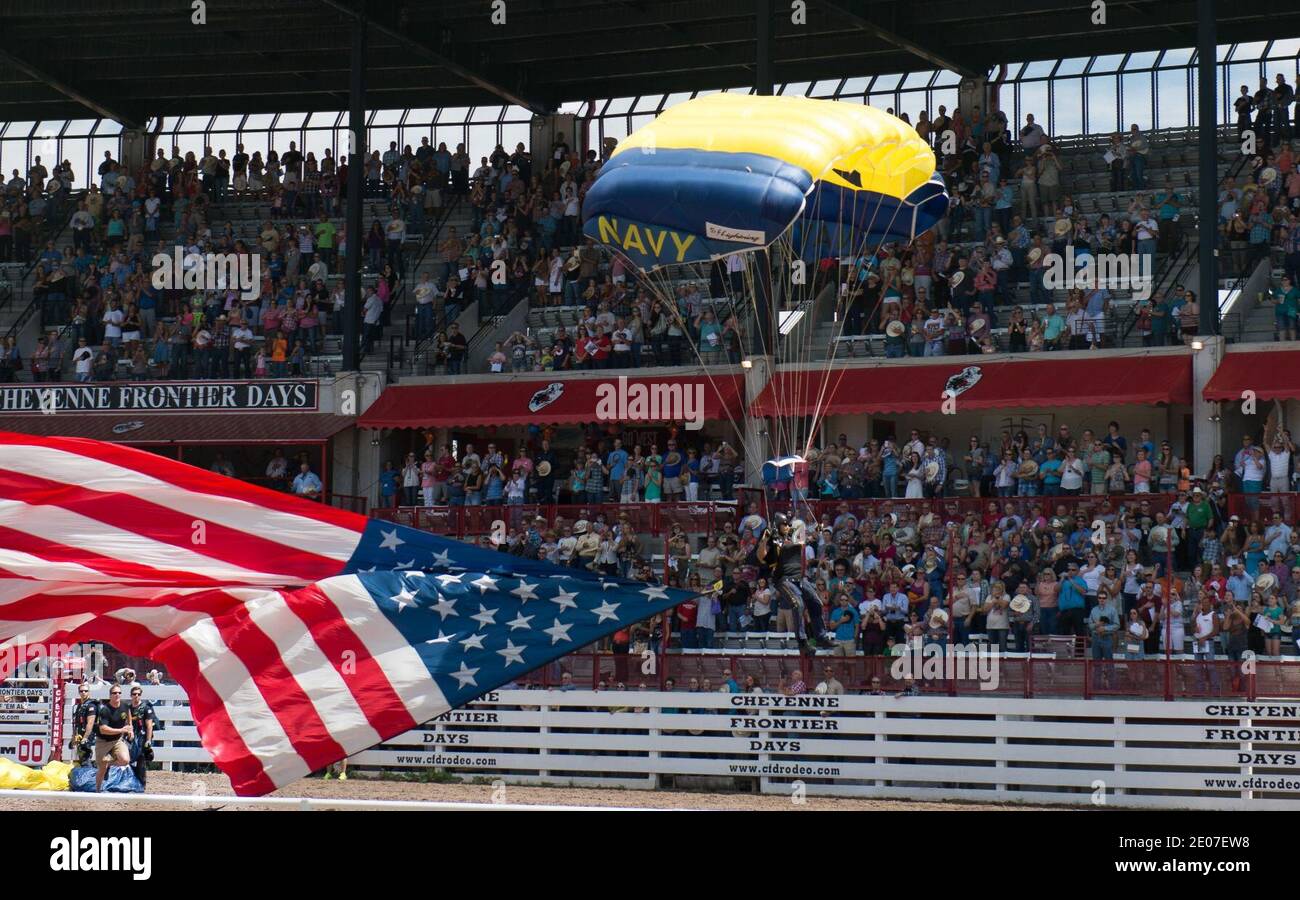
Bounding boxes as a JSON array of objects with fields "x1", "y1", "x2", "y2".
[{"x1": 5, "y1": 0, "x2": 1300, "y2": 814}]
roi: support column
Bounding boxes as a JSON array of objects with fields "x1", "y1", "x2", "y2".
[
  {"x1": 1197, "y1": 0, "x2": 1218, "y2": 336},
  {"x1": 742, "y1": 356, "x2": 773, "y2": 487},
  {"x1": 342, "y1": 4, "x2": 368, "y2": 372},
  {"x1": 1192, "y1": 336, "x2": 1223, "y2": 474},
  {"x1": 958, "y1": 76, "x2": 988, "y2": 121}
]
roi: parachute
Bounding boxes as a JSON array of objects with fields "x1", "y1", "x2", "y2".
[
  {"x1": 580, "y1": 93, "x2": 950, "y2": 485},
  {"x1": 581, "y1": 93, "x2": 948, "y2": 269}
]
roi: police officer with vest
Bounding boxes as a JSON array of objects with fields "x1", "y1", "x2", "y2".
[
  {"x1": 69, "y1": 681, "x2": 99, "y2": 766},
  {"x1": 127, "y1": 684, "x2": 159, "y2": 789}
]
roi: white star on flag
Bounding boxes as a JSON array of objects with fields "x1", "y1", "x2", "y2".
[
  {"x1": 432, "y1": 549, "x2": 452, "y2": 566},
  {"x1": 430, "y1": 597, "x2": 459, "y2": 620},
  {"x1": 496, "y1": 640, "x2": 526, "y2": 666},
  {"x1": 549, "y1": 588, "x2": 579, "y2": 611},
  {"x1": 450, "y1": 661, "x2": 479, "y2": 687},
  {"x1": 402, "y1": 570, "x2": 427, "y2": 578},
  {"x1": 390, "y1": 586, "x2": 417, "y2": 611},
  {"x1": 379, "y1": 529, "x2": 405, "y2": 552},
  {"x1": 426, "y1": 631, "x2": 454, "y2": 645},
  {"x1": 640, "y1": 585, "x2": 670, "y2": 601},
  {"x1": 435, "y1": 572, "x2": 463, "y2": 587},
  {"x1": 459, "y1": 632, "x2": 486, "y2": 651},
  {"x1": 471, "y1": 574, "x2": 499, "y2": 593},
  {"x1": 511, "y1": 580, "x2": 539, "y2": 602},
  {"x1": 592, "y1": 600, "x2": 621, "y2": 623},
  {"x1": 396, "y1": 560, "x2": 415, "y2": 570},
  {"x1": 470, "y1": 604, "x2": 498, "y2": 629},
  {"x1": 507, "y1": 611, "x2": 534, "y2": 631},
  {"x1": 543, "y1": 619, "x2": 573, "y2": 644}
]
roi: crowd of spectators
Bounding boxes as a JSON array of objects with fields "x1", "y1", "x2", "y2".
[{"x1": 372, "y1": 414, "x2": 1300, "y2": 663}]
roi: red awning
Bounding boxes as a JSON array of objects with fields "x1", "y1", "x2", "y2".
[
  {"x1": 1203, "y1": 350, "x2": 1300, "y2": 402},
  {"x1": 0, "y1": 412, "x2": 353, "y2": 444},
  {"x1": 750, "y1": 354, "x2": 1192, "y2": 417},
  {"x1": 359, "y1": 374, "x2": 746, "y2": 429}
]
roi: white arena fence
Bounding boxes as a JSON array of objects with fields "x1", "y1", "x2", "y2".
[{"x1": 3, "y1": 679, "x2": 1300, "y2": 809}]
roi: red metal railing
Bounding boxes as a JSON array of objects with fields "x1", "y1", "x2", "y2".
[
  {"x1": 507, "y1": 651, "x2": 1299, "y2": 700},
  {"x1": 368, "y1": 493, "x2": 1197, "y2": 537}
]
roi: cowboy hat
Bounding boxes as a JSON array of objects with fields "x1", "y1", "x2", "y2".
[
  {"x1": 1261, "y1": 167, "x2": 1279, "y2": 185},
  {"x1": 901, "y1": 563, "x2": 917, "y2": 577},
  {"x1": 948, "y1": 270, "x2": 965, "y2": 289},
  {"x1": 894, "y1": 526, "x2": 917, "y2": 545},
  {"x1": 741, "y1": 514, "x2": 764, "y2": 532},
  {"x1": 1010, "y1": 594, "x2": 1032, "y2": 614},
  {"x1": 923, "y1": 461, "x2": 941, "y2": 482},
  {"x1": 924, "y1": 556, "x2": 940, "y2": 573},
  {"x1": 918, "y1": 512, "x2": 938, "y2": 528},
  {"x1": 1016, "y1": 460, "x2": 1039, "y2": 478},
  {"x1": 885, "y1": 320, "x2": 906, "y2": 338},
  {"x1": 968, "y1": 317, "x2": 987, "y2": 334},
  {"x1": 1027, "y1": 246, "x2": 1043, "y2": 263},
  {"x1": 928, "y1": 608, "x2": 950, "y2": 628},
  {"x1": 1255, "y1": 572, "x2": 1280, "y2": 594},
  {"x1": 573, "y1": 519, "x2": 590, "y2": 534},
  {"x1": 1053, "y1": 218, "x2": 1072, "y2": 236},
  {"x1": 536, "y1": 460, "x2": 552, "y2": 477}
]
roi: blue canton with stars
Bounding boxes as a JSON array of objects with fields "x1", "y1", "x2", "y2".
[{"x1": 341, "y1": 519, "x2": 696, "y2": 707}]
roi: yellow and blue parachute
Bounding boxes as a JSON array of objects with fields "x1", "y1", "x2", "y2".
[{"x1": 581, "y1": 93, "x2": 948, "y2": 270}]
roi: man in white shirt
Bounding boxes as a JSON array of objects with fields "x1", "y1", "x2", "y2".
[
  {"x1": 231, "y1": 321, "x2": 254, "y2": 378},
  {"x1": 1266, "y1": 438, "x2": 1292, "y2": 494},
  {"x1": 102, "y1": 301, "x2": 124, "y2": 348},
  {"x1": 362, "y1": 288, "x2": 383, "y2": 355},
  {"x1": 385, "y1": 213, "x2": 406, "y2": 274},
  {"x1": 72, "y1": 337, "x2": 94, "y2": 382},
  {"x1": 1019, "y1": 114, "x2": 1047, "y2": 156},
  {"x1": 1134, "y1": 209, "x2": 1159, "y2": 271}
]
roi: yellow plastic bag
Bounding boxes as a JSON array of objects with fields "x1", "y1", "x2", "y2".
[{"x1": 0, "y1": 757, "x2": 72, "y2": 791}]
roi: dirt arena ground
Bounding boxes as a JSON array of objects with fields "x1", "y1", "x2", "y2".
[{"x1": 0, "y1": 770, "x2": 1069, "y2": 811}]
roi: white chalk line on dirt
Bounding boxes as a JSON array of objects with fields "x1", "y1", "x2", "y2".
[{"x1": 0, "y1": 788, "x2": 685, "y2": 812}]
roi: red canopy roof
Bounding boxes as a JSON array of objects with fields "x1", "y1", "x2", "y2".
[
  {"x1": 750, "y1": 354, "x2": 1192, "y2": 417},
  {"x1": 360, "y1": 374, "x2": 746, "y2": 430},
  {"x1": 1202, "y1": 350, "x2": 1300, "y2": 402}
]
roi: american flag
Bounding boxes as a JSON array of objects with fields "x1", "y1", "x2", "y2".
[{"x1": 0, "y1": 431, "x2": 694, "y2": 796}]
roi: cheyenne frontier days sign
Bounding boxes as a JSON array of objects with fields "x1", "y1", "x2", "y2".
[{"x1": 0, "y1": 380, "x2": 318, "y2": 414}]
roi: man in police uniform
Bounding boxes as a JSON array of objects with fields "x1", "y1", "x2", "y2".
[
  {"x1": 127, "y1": 684, "x2": 158, "y2": 789},
  {"x1": 69, "y1": 682, "x2": 99, "y2": 766}
]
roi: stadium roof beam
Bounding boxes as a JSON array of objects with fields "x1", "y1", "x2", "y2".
[
  {"x1": 316, "y1": 0, "x2": 551, "y2": 114},
  {"x1": 820, "y1": 0, "x2": 982, "y2": 78},
  {"x1": 0, "y1": 45, "x2": 140, "y2": 128}
]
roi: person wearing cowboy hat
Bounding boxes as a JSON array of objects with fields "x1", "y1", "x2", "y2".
[{"x1": 924, "y1": 599, "x2": 949, "y2": 648}]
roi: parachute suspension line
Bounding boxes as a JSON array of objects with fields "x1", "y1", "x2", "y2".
[{"x1": 636, "y1": 260, "x2": 755, "y2": 470}]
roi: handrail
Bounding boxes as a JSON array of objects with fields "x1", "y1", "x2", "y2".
[
  {"x1": 2, "y1": 189, "x2": 82, "y2": 341},
  {"x1": 388, "y1": 193, "x2": 465, "y2": 371}
]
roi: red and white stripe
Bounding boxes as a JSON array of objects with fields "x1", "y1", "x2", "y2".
[{"x1": 0, "y1": 433, "x2": 442, "y2": 795}]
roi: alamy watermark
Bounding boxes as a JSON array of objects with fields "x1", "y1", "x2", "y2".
[
  {"x1": 1042, "y1": 249, "x2": 1153, "y2": 301},
  {"x1": 1, "y1": 638, "x2": 108, "y2": 682},
  {"x1": 890, "y1": 642, "x2": 1001, "y2": 691},
  {"x1": 595, "y1": 376, "x2": 705, "y2": 431},
  {"x1": 151, "y1": 248, "x2": 261, "y2": 300}
]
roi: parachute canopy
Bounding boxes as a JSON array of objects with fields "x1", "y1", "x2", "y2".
[{"x1": 581, "y1": 93, "x2": 948, "y2": 271}]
